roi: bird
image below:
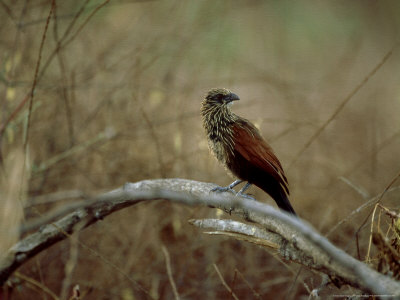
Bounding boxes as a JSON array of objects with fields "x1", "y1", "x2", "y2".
[{"x1": 201, "y1": 88, "x2": 296, "y2": 215}]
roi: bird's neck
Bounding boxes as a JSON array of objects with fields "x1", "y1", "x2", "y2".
[{"x1": 201, "y1": 103, "x2": 237, "y2": 135}]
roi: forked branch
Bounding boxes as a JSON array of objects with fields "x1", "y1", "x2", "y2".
[{"x1": 1, "y1": 179, "x2": 399, "y2": 297}]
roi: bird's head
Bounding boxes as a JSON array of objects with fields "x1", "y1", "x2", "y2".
[{"x1": 204, "y1": 88, "x2": 240, "y2": 107}]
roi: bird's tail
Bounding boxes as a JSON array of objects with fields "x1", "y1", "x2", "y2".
[
  {"x1": 254, "y1": 177, "x2": 297, "y2": 215},
  {"x1": 276, "y1": 190, "x2": 297, "y2": 216},
  {"x1": 260, "y1": 182, "x2": 297, "y2": 216}
]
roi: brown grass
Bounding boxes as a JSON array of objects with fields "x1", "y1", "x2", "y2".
[{"x1": 1, "y1": 1, "x2": 399, "y2": 299}]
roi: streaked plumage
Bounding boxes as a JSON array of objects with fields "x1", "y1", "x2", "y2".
[{"x1": 201, "y1": 88, "x2": 296, "y2": 215}]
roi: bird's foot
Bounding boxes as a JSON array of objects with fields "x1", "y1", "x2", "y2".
[
  {"x1": 211, "y1": 179, "x2": 243, "y2": 195},
  {"x1": 210, "y1": 186, "x2": 236, "y2": 214},
  {"x1": 211, "y1": 186, "x2": 236, "y2": 194},
  {"x1": 211, "y1": 181, "x2": 256, "y2": 200},
  {"x1": 236, "y1": 192, "x2": 256, "y2": 201},
  {"x1": 235, "y1": 182, "x2": 255, "y2": 200}
]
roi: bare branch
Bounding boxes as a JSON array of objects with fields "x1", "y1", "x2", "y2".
[
  {"x1": 1, "y1": 179, "x2": 399, "y2": 297},
  {"x1": 189, "y1": 219, "x2": 281, "y2": 249}
]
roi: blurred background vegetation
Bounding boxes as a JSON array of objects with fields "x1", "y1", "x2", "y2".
[{"x1": 1, "y1": 0, "x2": 399, "y2": 299}]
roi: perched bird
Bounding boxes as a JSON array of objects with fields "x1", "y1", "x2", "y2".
[{"x1": 201, "y1": 88, "x2": 296, "y2": 215}]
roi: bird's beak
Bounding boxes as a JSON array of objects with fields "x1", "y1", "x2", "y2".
[{"x1": 229, "y1": 93, "x2": 240, "y2": 102}]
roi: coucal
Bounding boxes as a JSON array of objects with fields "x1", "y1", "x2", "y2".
[{"x1": 201, "y1": 88, "x2": 296, "y2": 215}]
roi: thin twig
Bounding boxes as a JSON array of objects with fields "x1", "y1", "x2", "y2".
[
  {"x1": 52, "y1": 215, "x2": 154, "y2": 299},
  {"x1": 354, "y1": 170, "x2": 400, "y2": 259},
  {"x1": 25, "y1": 190, "x2": 86, "y2": 208},
  {"x1": 34, "y1": 128, "x2": 115, "y2": 173},
  {"x1": 52, "y1": 1, "x2": 75, "y2": 147},
  {"x1": 14, "y1": 272, "x2": 59, "y2": 300},
  {"x1": 24, "y1": 0, "x2": 55, "y2": 152},
  {"x1": 161, "y1": 245, "x2": 180, "y2": 300},
  {"x1": 36, "y1": 0, "x2": 91, "y2": 81},
  {"x1": 233, "y1": 268, "x2": 261, "y2": 299},
  {"x1": 213, "y1": 263, "x2": 239, "y2": 300},
  {"x1": 0, "y1": 0, "x2": 29, "y2": 139},
  {"x1": 0, "y1": 0, "x2": 15, "y2": 21},
  {"x1": 365, "y1": 171, "x2": 400, "y2": 262},
  {"x1": 365, "y1": 203, "x2": 380, "y2": 263},
  {"x1": 326, "y1": 185, "x2": 400, "y2": 238},
  {"x1": 0, "y1": 1, "x2": 110, "y2": 140},
  {"x1": 339, "y1": 177, "x2": 369, "y2": 199},
  {"x1": 288, "y1": 46, "x2": 394, "y2": 169},
  {"x1": 343, "y1": 129, "x2": 400, "y2": 177},
  {"x1": 61, "y1": 0, "x2": 110, "y2": 51},
  {"x1": 60, "y1": 224, "x2": 82, "y2": 300},
  {"x1": 137, "y1": 104, "x2": 166, "y2": 177}
]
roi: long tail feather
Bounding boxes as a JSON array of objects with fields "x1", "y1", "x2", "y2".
[{"x1": 275, "y1": 190, "x2": 297, "y2": 216}]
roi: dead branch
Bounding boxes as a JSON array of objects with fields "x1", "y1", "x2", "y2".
[{"x1": 1, "y1": 179, "x2": 399, "y2": 297}]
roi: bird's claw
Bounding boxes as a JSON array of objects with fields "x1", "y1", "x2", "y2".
[
  {"x1": 211, "y1": 186, "x2": 255, "y2": 201},
  {"x1": 236, "y1": 192, "x2": 255, "y2": 201},
  {"x1": 211, "y1": 186, "x2": 236, "y2": 194}
]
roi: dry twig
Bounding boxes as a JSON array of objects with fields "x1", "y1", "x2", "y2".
[
  {"x1": 213, "y1": 263, "x2": 239, "y2": 300},
  {"x1": 161, "y1": 245, "x2": 181, "y2": 300}
]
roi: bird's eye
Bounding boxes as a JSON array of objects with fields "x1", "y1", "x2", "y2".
[{"x1": 213, "y1": 94, "x2": 224, "y2": 102}]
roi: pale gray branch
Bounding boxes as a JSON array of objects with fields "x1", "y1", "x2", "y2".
[
  {"x1": 1, "y1": 179, "x2": 399, "y2": 297},
  {"x1": 189, "y1": 218, "x2": 315, "y2": 266}
]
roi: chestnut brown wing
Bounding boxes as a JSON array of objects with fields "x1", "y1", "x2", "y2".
[{"x1": 232, "y1": 121, "x2": 289, "y2": 194}]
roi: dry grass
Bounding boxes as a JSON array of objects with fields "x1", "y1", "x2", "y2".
[{"x1": 0, "y1": 0, "x2": 399, "y2": 299}]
